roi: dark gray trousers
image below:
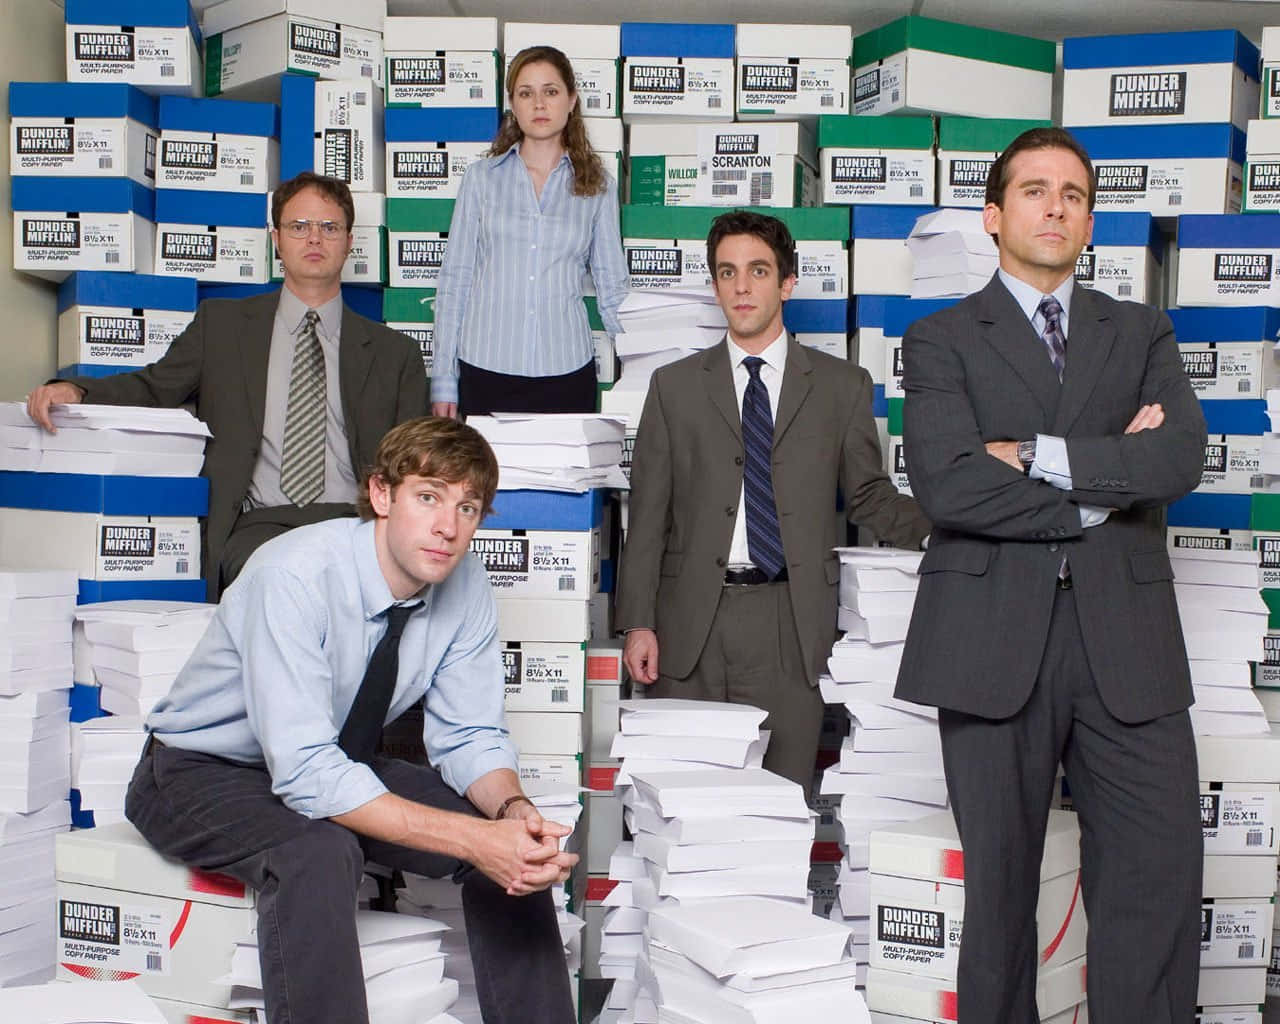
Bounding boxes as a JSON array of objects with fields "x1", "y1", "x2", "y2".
[
  {"x1": 125, "y1": 742, "x2": 575, "y2": 1024},
  {"x1": 938, "y1": 585, "x2": 1202, "y2": 1024}
]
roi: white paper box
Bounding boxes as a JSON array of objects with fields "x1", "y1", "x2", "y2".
[
  {"x1": 1202, "y1": 785, "x2": 1280, "y2": 855},
  {"x1": 1245, "y1": 119, "x2": 1280, "y2": 211},
  {"x1": 1166, "y1": 527, "x2": 1254, "y2": 555},
  {"x1": 1197, "y1": 729, "x2": 1280, "y2": 783},
  {"x1": 383, "y1": 17, "x2": 499, "y2": 109},
  {"x1": 1201, "y1": 899, "x2": 1274, "y2": 967},
  {"x1": 502, "y1": 642, "x2": 586, "y2": 713},
  {"x1": 852, "y1": 239, "x2": 914, "y2": 298},
  {"x1": 15, "y1": 211, "x2": 154, "y2": 282},
  {"x1": 1198, "y1": 963, "x2": 1267, "y2": 1005},
  {"x1": 11, "y1": 117, "x2": 156, "y2": 185},
  {"x1": 738, "y1": 54, "x2": 851, "y2": 120},
  {"x1": 1196, "y1": 435, "x2": 1263, "y2": 494},
  {"x1": 386, "y1": 140, "x2": 488, "y2": 199},
  {"x1": 496, "y1": 597, "x2": 591, "y2": 643},
  {"x1": 1063, "y1": 64, "x2": 1258, "y2": 131},
  {"x1": 387, "y1": 230, "x2": 446, "y2": 288},
  {"x1": 1176, "y1": 248, "x2": 1280, "y2": 308},
  {"x1": 66, "y1": 23, "x2": 201, "y2": 95},
  {"x1": 154, "y1": 224, "x2": 269, "y2": 283},
  {"x1": 156, "y1": 131, "x2": 279, "y2": 194},
  {"x1": 1181, "y1": 342, "x2": 1279, "y2": 398},
  {"x1": 506, "y1": 710, "x2": 585, "y2": 757},
  {"x1": 311, "y1": 79, "x2": 384, "y2": 192},
  {"x1": 1203, "y1": 854, "x2": 1278, "y2": 899},
  {"x1": 822, "y1": 148, "x2": 935, "y2": 206},
  {"x1": 59, "y1": 303, "x2": 195, "y2": 370},
  {"x1": 1075, "y1": 246, "x2": 1161, "y2": 305},
  {"x1": 866, "y1": 955, "x2": 1086, "y2": 1023},
  {"x1": 623, "y1": 58, "x2": 734, "y2": 122},
  {"x1": 852, "y1": 49, "x2": 1051, "y2": 122},
  {"x1": 519, "y1": 753, "x2": 583, "y2": 792},
  {"x1": 936, "y1": 150, "x2": 997, "y2": 209},
  {"x1": 0, "y1": 510, "x2": 199, "y2": 582},
  {"x1": 503, "y1": 23, "x2": 619, "y2": 118},
  {"x1": 471, "y1": 529, "x2": 600, "y2": 600}
]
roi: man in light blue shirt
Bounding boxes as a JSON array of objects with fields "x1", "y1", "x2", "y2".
[{"x1": 126, "y1": 417, "x2": 578, "y2": 1024}]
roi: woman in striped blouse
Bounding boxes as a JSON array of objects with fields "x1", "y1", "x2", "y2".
[{"x1": 432, "y1": 45, "x2": 629, "y2": 419}]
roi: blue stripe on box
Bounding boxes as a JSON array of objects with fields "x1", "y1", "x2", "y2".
[
  {"x1": 1089, "y1": 212, "x2": 1163, "y2": 260},
  {"x1": 280, "y1": 74, "x2": 318, "y2": 183},
  {"x1": 11, "y1": 177, "x2": 154, "y2": 219},
  {"x1": 65, "y1": 0, "x2": 202, "y2": 44},
  {"x1": 155, "y1": 189, "x2": 267, "y2": 229},
  {"x1": 872, "y1": 384, "x2": 888, "y2": 418},
  {"x1": 194, "y1": 282, "x2": 384, "y2": 321},
  {"x1": 1168, "y1": 307, "x2": 1280, "y2": 343},
  {"x1": 784, "y1": 299, "x2": 848, "y2": 334},
  {"x1": 599, "y1": 558, "x2": 616, "y2": 595},
  {"x1": 58, "y1": 364, "x2": 141, "y2": 379},
  {"x1": 485, "y1": 489, "x2": 605, "y2": 531},
  {"x1": 69, "y1": 789, "x2": 95, "y2": 829},
  {"x1": 1177, "y1": 214, "x2": 1280, "y2": 250},
  {"x1": 1069, "y1": 124, "x2": 1245, "y2": 164},
  {"x1": 57, "y1": 272, "x2": 198, "y2": 315},
  {"x1": 70, "y1": 683, "x2": 106, "y2": 724},
  {"x1": 1166, "y1": 492, "x2": 1251, "y2": 529},
  {"x1": 883, "y1": 297, "x2": 961, "y2": 338},
  {"x1": 385, "y1": 107, "x2": 501, "y2": 142},
  {"x1": 158, "y1": 95, "x2": 278, "y2": 138},
  {"x1": 77, "y1": 578, "x2": 207, "y2": 604},
  {"x1": 1062, "y1": 29, "x2": 1258, "y2": 76},
  {"x1": 0, "y1": 472, "x2": 208, "y2": 517},
  {"x1": 1200, "y1": 399, "x2": 1269, "y2": 436},
  {"x1": 620, "y1": 23, "x2": 736, "y2": 58},
  {"x1": 9, "y1": 82, "x2": 157, "y2": 126},
  {"x1": 854, "y1": 295, "x2": 891, "y2": 328},
  {"x1": 850, "y1": 205, "x2": 938, "y2": 240}
]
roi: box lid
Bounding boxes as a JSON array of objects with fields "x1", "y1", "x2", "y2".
[
  {"x1": 1169, "y1": 491, "x2": 1251, "y2": 529},
  {"x1": 77, "y1": 578, "x2": 208, "y2": 605},
  {"x1": 155, "y1": 188, "x2": 266, "y2": 229},
  {"x1": 57, "y1": 272, "x2": 198, "y2": 314},
  {"x1": 818, "y1": 114, "x2": 935, "y2": 151},
  {"x1": 382, "y1": 15, "x2": 498, "y2": 52},
  {"x1": 620, "y1": 23, "x2": 734, "y2": 59},
  {"x1": 385, "y1": 197, "x2": 456, "y2": 232},
  {"x1": 883, "y1": 297, "x2": 961, "y2": 338},
  {"x1": 855, "y1": 294, "x2": 891, "y2": 327},
  {"x1": 9, "y1": 83, "x2": 157, "y2": 127},
  {"x1": 11, "y1": 177, "x2": 154, "y2": 219},
  {"x1": 1201, "y1": 399, "x2": 1269, "y2": 435},
  {"x1": 503, "y1": 23, "x2": 620, "y2": 59},
  {"x1": 621, "y1": 204, "x2": 849, "y2": 242},
  {"x1": 783, "y1": 298, "x2": 848, "y2": 334},
  {"x1": 381, "y1": 287, "x2": 436, "y2": 323},
  {"x1": 384, "y1": 106, "x2": 500, "y2": 143},
  {"x1": 1178, "y1": 213, "x2": 1280, "y2": 250},
  {"x1": 1088, "y1": 211, "x2": 1163, "y2": 255},
  {"x1": 158, "y1": 95, "x2": 278, "y2": 138},
  {"x1": 938, "y1": 116, "x2": 1052, "y2": 153},
  {"x1": 0, "y1": 471, "x2": 208, "y2": 517},
  {"x1": 203, "y1": 0, "x2": 386, "y2": 37},
  {"x1": 486, "y1": 488, "x2": 606, "y2": 531},
  {"x1": 1063, "y1": 29, "x2": 1260, "y2": 77},
  {"x1": 736, "y1": 23, "x2": 853, "y2": 60},
  {"x1": 1196, "y1": 727, "x2": 1280, "y2": 782},
  {"x1": 853, "y1": 15, "x2": 1055, "y2": 75},
  {"x1": 1167, "y1": 306, "x2": 1280, "y2": 343},
  {"x1": 850, "y1": 203, "x2": 939, "y2": 240},
  {"x1": 1069, "y1": 123, "x2": 1246, "y2": 163},
  {"x1": 66, "y1": 0, "x2": 201, "y2": 44}
]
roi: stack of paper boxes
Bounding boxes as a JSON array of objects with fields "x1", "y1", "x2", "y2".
[
  {"x1": 620, "y1": 23, "x2": 735, "y2": 125},
  {"x1": 383, "y1": 16, "x2": 501, "y2": 112},
  {"x1": 817, "y1": 115, "x2": 935, "y2": 208}
]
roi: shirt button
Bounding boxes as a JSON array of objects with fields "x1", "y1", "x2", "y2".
[
  {"x1": 1048, "y1": 542, "x2": 1060, "y2": 553},
  {"x1": 725, "y1": 506, "x2": 735, "y2": 517},
  {"x1": 529, "y1": 275, "x2": 534, "y2": 281},
  {"x1": 734, "y1": 456, "x2": 744, "y2": 466}
]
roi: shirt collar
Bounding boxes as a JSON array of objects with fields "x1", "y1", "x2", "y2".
[
  {"x1": 495, "y1": 142, "x2": 573, "y2": 173},
  {"x1": 278, "y1": 284, "x2": 344, "y2": 341},
  {"x1": 353, "y1": 518, "x2": 427, "y2": 621},
  {"x1": 726, "y1": 328, "x2": 789, "y2": 376},
  {"x1": 998, "y1": 268, "x2": 1074, "y2": 328}
]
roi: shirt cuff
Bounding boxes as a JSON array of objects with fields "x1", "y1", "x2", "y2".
[
  {"x1": 430, "y1": 376, "x2": 459, "y2": 404},
  {"x1": 1079, "y1": 504, "x2": 1111, "y2": 529},
  {"x1": 295, "y1": 760, "x2": 389, "y2": 820},
  {"x1": 1029, "y1": 434, "x2": 1072, "y2": 490},
  {"x1": 439, "y1": 741, "x2": 520, "y2": 799}
]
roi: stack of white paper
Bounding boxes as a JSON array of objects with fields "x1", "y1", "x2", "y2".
[
  {"x1": 0, "y1": 800, "x2": 71, "y2": 987},
  {"x1": 225, "y1": 910, "x2": 459, "y2": 1024},
  {"x1": 467, "y1": 414, "x2": 630, "y2": 493},
  {"x1": 70, "y1": 715, "x2": 147, "y2": 827},
  {"x1": 0, "y1": 402, "x2": 209, "y2": 477},
  {"x1": 0, "y1": 978, "x2": 166, "y2": 1022},
  {"x1": 1171, "y1": 547, "x2": 1270, "y2": 736},
  {"x1": 905, "y1": 209, "x2": 999, "y2": 299}
]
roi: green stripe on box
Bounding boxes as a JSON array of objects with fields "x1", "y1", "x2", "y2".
[
  {"x1": 939, "y1": 117, "x2": 1054, "y2": 152},
  {"x1": 628, "y1": 155, "x2": 667, "y2": 205},
  {"x1": 584, "y1": 296, "x2": 604, "y2": 331},
  {"x1": 1265, "y1": 589, "x2": 1280, "y2": 631},
  {"x1": 385, "y1": 198, "x2": 456, "y2": 233},
  {"x1": 817, "y1": 115, "x2": 936, "y2": 151},
  {"x1": 1254, "y1": 493, "x2": 1280, "y2": 532},
  {"x1": 888, "y1": 398, "x2": 904, "y2": 436},
  {"x1": 853, "y1": 16, "x2": 1056, "y2": 74},
  {"x1": 204, "y1": 34, "x2": 223, "y2": 97},
  {"x1": 622, "y1": 205, "x2": 849, "y2": 241},
  {"x1": 383, "y1": 288, "x2": 437, "y2": 323}
]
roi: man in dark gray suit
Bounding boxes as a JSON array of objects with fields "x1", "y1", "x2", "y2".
[
  {"x1": 618, "y1": 210, "x2": 929, "y2": 789},
  {"x1": 896, "y1": 127, "x2": 1206, "y2": 1023},
  {"x1": 26, "y1": 172, "x2": 427, "y2": 601}
]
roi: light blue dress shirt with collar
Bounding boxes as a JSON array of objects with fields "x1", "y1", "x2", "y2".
[
  {"x1": 146, "y1": 517, "x2": 517, "y2": 819},
  {"x1": 996, "y1": 269, "x2": 1109, "y2": 529},
  {"x1": 431, "y1": 144, "x2": 630, "y2": 405}
]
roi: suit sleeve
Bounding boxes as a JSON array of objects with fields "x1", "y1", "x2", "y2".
[
  {"x1": 66, "y1": 301, "x2": 208, "y2": 407},
  {"x1": 1063, "y1": 310, "x2": 1207, "y2": 511},
  {"x1": 902, "y1": 313, "x2": 1083, "y2": 542},
  {"x1": 614, "y1": 374, "x2": 674, "y2": 633},
  {"x1": 392, "y1": 331, "x2": 429, "y2": 421},
  {"x1": 841, "y1": 366, "x2": 930, "y2": 549}
]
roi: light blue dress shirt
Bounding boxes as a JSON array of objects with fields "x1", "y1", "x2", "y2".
[
  {"x1": 146, "y1": 517, "x2": 517, "y2": 819},
  {"x1": 431, "y1": 144, "x2": 630, "y2": 404}
]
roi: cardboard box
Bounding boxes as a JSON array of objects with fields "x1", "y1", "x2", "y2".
[
  {"x1": 586, "y1": 641, "x2": 622, "y2": 762},
  {"x1": 1203, "y1": 852, "x2": 1279, "y2": 898},
  {"x1": 9, "y1": 82, "x2": 157, "y2": 186},
  {"x1": 850, "y1": 206, "x2": 938, "y2": 297},
  {"x1": 12, "y1": 178, "x2": 154, "y2": 282},
  {"x1": 620, "y1": 22, "x2": 734, "y2": 123},
  {"x1": 1176, "y1": 215, "x2": 1280, "y2": 307},
  {"x1": 471, "y1": 528, "x2": 600, "y2": 600},
  {"x1": 503, "y1": 23, "x2": 620, "y2": 117},
  {"x1": 1197, "y1": 729, "x2": 1280, "y2": 784},
  {"x1": 153, "y1": 189, "x2": 269, "y2": 284},
  {"x1": 384, "y1": 107, "x2": 497, "y2": 198},
  {"x1": 584, "y1": 119, "x2": 624, "y2": 186},
  {"x1": 1179, "y1": 342, "x2": 1279, "y2": 399},
  {"x1": 56, "y1": 272, "x2": 197, "y2": 371},
  {"x1": 506, "y1": 710, "x2": 585, "y2": 757},
  {"x1": 0, "y1": 510, "x2": 200, "y2": 582},
  {"x1": 156, "y1": 96, "x2": 279, "y2": 193},
  {"x1": 1245, "y1": 118, "x2": 1280, "y2": 212},
  {"x1": 383, "y1": 17, "x2": 500, "y2": 109},
  {"x1": 935, "y1": 117, "x2": 1052, "y2": 208},
  {"x1": 1201, "y1": 898, "x2": 1274, "y2": 967},
  {"x1": 1074, "y1": 211, "x2": 1164, "y2": 305},
  {"x1": 1196, "y1": 435, "x2": 1264, "y2": 494},
  {"x1": 65, "y1": 0, "x2": 202, "y2": 96},
  {"x1": 503, "y1": 641, "x2": 587, "y2": 713},
  {"x1": 385, "y1": 197, "x2": 452, "y2": 288},
  {"x1": 1062, "y1": 30, "x2": 1260, "y2": 130},
  {"x1": 736, "y1": 24, "x2": 852, "y2": 121},
  {"x1": 496, "y1": 597, "x2": 591, "y2": 643},
  {"x1": 818, "y1": 115, "x2": 935, "y2": 207},
  {"x1": 851, "y1": 16, "x2": 1053, "y2": 120},
  {"x1": 203, "y1": 0, "x2": 386, "y2": 100},
  {"x1": 309, "y1": 78, "x2": 385, "y2": 192},
  {"x1": 518, "y1": 753, "x2": 582, "y2": 792},
  {"x1": 382, "y1": 286, "x2": 434, "y2": 377}
]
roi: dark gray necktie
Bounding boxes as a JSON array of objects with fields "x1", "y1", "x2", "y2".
[
  {"x1": 338, "y1": 604, "x2": 415, "y2": 765},
  {"x1": 280, "y1": 309, "x2": 325, "y2": 505},
  {"x1": 1038, "y1": 295, "x2": 1067, "y2": 381}
]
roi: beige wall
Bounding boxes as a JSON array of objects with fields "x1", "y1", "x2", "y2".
[{"x1": 0, "y1": 0, "x2": 68, "y2": 401}]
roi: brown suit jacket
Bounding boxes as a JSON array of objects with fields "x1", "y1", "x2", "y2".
[
  {"x1": 616, "y1": 336, "x2": 930, "y2": 684},
  {"x1": 66, "y1": 290, "x2": 428, "y2": 601}
]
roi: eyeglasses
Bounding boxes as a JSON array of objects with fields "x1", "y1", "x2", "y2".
[{"x1": 280, "y1": 219, "x2": 348, "y2": 240}]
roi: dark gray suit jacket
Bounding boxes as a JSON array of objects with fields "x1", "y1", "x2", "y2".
[
  {"x1": 65, "y1": 291, "x2": 428, "y2": 601},
  {"x1": 616, "y1": 336, "x2": 930, "y2": 685},
  {"x1": 895, "y1": 276, "x2": 1207, "y2": 724}
]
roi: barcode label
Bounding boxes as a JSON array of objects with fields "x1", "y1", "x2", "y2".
[
  {"x1": 714, "y1": 169, "x2": 748, "y2": 182},
  {"x1": 240, "y1": 172, "x2": 255, "y2": 186},
  {"x1": 98, "y1": 156, "x2": 113, "y2": 169},
  {"x1": 557, "y1": 575, "x2": 576, "y2": 592},
  {"x1": 354, "y1": 92, "x2": 368, "y2": 106},
  {"x1": 1169, "y1": 193, "x2": 1182, "y2": 207},
  {"x1": 146, "y1": 953, "x2": 163, "y2": 971},
  {"x1": 820, "y1": 95, "x2": 835, "y2": 107},
  {"x1": 1247, "y1": 829, "x2": 1265, "y2": 846},
  {"x1": 891, "y1": 89, "x2": 900, "y2": 102},
  {"x1": 160, "y1": 65, "x2": 175, "y2": 78},
  {"x1": 712, "y1": 183, "x2": 739, "y2": 196},
  {"x1": 551, "y1": 687, "x2": 570, "y2": 704},
  {"x1": 819, "y1": 811, "x2": 834, "y2": 825},
  {"x1": 707, "y1": 96, "x2": 721, "y2": 109},
  {"x1": 175, "y1": 559, "x2": 189, "y2": 574},
  {"x1": 469, "y1": 86, "x2": 484, "y2": 99},
  {"x1": 1241, "y1": 943, "x2": 1257, "y2": 960},
  {"x1": 240, "y1": 265, "x2": 255, "y2": 277},
  {"x1": 104, "y1": 251, "x2": 120, "y2": 264},
  {"x1": 749, "y1": 172, "x2": 773, "y2": 205},
  {"x1": 353, "y1": 261, "x2": 368, "y2": 275},
  {"x1": 822, "y1": 280, "x2": 837, "y2": 293},
  {"x1": 909, "y1": 184, "x2": 924, "y2": 198},
  {"x1": 361, "y1": 65, "x2": 373, "y2": 78},
  {"x1": 1117, "y1": 284, "x2": 1132, "y2": 297},
  {"x1": 1240, "y1": 380, "x2": 1253, "y2": 393},
  {"x1": 587, "y1": 96, "x2": 601, "y2": 109}
]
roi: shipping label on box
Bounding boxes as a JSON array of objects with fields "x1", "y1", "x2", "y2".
[
  {"x1": 1198, "y1": 435, "x2": 1263, "y2": 493},
  {"x1": 60, "y1": 305, "x2": 195, "y2": 367},
  {"x1": 1180, "y1": 249, "x2": 1280, "y2": 305},
  {"x1": 11, "y1": 118, "x2": 156, "y2": 184},
  {"x1": 1093, "y1": 159, "x2": 1242, "y2": 216},
  {"x1": 59, "y1": 891, "x2": 171, "y2": 976},
  {"x1": 694, "y1": 124, "x2": 784, "y2": 206},
  {"x1": 823, "y1": 148, "x2": 934, "y2": 205},
  {"x1": 518, "y1": 754, "x2": 582, "y2": 791},
  {"x1": 624, "y1": 59, "x2": 733, "y2": 120},
  {"x1": 1167, "y1": 526, "x2": 1254, "y2": 555},
  {"x1": 1202, "y1": 788, "x2": 1279, "y2": 854},
  {"x1": 157, "y1": 131, "x2": 276, "y2": 193},
  {"x1": 873, "y1": 897, "x2": 959, "y2": 978},
  {"x1": 937, "y1": 151, "x2": 997, "y2": 208},
  {"x1": 471, "y1": 528, "x2": 600, "y2": 598},
  {"x1": 1074, "y1": 247, "x2": 1156, "y2": 303},
  {"x1": 97, "y1": 519, "x2": 200, "y2": 580},
  {"x1": 156, "y1": 226, "x2": 268, "y2": 283},
  {"x1": 738, "y1": 59, "x2": 849, "y2": 118},
  {"x1": 1246, "y1": 160, "x2": 1280, "y2": 212},
  {"x1": 1201, "y1": 900, "x2": 1273, "y2": 966},
  {"x1": 386, "y1": 52, "x2": 498, "y2": 108},
  {"x1": 386, "y1": 141, "x2": 487, "y2": 198},
  {"x1": 852, "y1": 57, "x2": 907, "y2": 116},
  {"x1": 503, "y1": 642, "x2": 586, "y2": 713},
  {"x1": 623, "y1": 239, "x2": 709, "y2": 290},
  {"x1": 66, "y1": 26, "x2": 197, "y2": 90},
  {"x1": 389, "y1": 232, "x2": 447, "y2": 288},
  {"x1": 16, "y1": 212, "x2": 151, "y2": 278},
  {"x1": 794, "y1": 242, "x2": 848, "y2": 301},
  {"x1": 1181, "y1": 343, "x2": 1278, "y2": 398}
]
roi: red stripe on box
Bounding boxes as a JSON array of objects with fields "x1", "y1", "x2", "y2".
[
  {"x1": 190, "y1": 1017, "x2": 245, "y2": 1024},
  {"x1": 586, "y1": 656, "x2": 619, "y2": 681},
  {"x1": 188, "y1": 868, "x2": 246, "y2": 898},
  {"x1": 1040, "y1": 871, "x2": 1082, "y2": 965},
  {"x1": 586, "y1": 877, "x2": 619, "y2": 901},
  {"x1": 587, "y1": 765, "x2": 618, "y2": 790},
  {"x1": 170, "y1": 899, "x2": 193, "y2": 947},
  {"x1": 62, "y1": 963, "x2": 139, "y2": 982},
  {"x1": 810, "y1": 841, "x2": 843, "y2": 863},
  {"x1": 939, "y1": 989, "x2": 959, "y2": 1021},
  {"x1": 940, "y1": 847, "x2": 965, "y2": 880}
]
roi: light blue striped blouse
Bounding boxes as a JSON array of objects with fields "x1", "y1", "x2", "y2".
[{"x1": 431, "y1": 144, "x2": 630, "y2": 404}]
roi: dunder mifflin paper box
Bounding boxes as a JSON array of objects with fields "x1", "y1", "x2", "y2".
[
  {"x1": 503, "y1": 23, "x2": 620, "y2": 118},
  {"x1": 382, "y1": 287, "x2": 434, "y2": 376},
  {"x1": 57, "y1": 272, "x2": 197, "y2": 371},
  {"x1": 1075, "y1": 212, "x2": 1164, "y2": 305},
  {"x1": 1202, "y1": 783, "x2": 1280, "y2": 856},
  {"x1": 1196, "y1": 434, "x2": 1263, "y2": 494},
  {"x1": 156, "y1": 96, "x2": 279, "y2": 194},
  {"x1": 1167, "y1": 526, "x2": 1254, "y2": 555},
  {"x1": 384, "y1": 107, "x2": 496, "y2": 199},
  {"x1": 383, "y1": 16, "x2": 499, "y2": 109},
  {"x1": 12, "y1": 178, "x2": 154, "y2": 282},
  {"x1": 153, "y1": 189, "x2": 269, "y2": 284},
  {"x1": 1245, "y1": 118, "x2": 1280, "y2": 212},
  {"x1": 935, "y1": 117, "x2": 1051, "y2": 208},
  {"x1": 471, "y1": 528, "x2": 600, "y2": 599},
  {"x1": 0, "y1": 510, "x2": 200, "y2": 583},
  {"x1": 65, "y1": 0, "x2": 202, "y2": 96},
  {"x1": 620, "y1": 22, "x2": 735, "y2": 123},
  {"x1": 386, "y1": 198, "x2": 452, "y2": 288},
  {"x1": 736, "y1": 23, "x2": 852, "y2": 120},
  {"x1": 1169, "y1": 307, "x2": 1280, "y2": 398},
  {"x1": 1176, "y1": 215, "x2": 1280, "y2": 307},
  {"x1": 503, "y1": 641, "x2": 587, "y2": 713},
  {"x1": 818, "y1": 115, "x2": 935, "y2": 206}
]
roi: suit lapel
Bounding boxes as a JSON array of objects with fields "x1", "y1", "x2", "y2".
[
  {"x1": 976, "y1": 276, "x2": 1062, "y2": 419},
  {"x1": 702, "y1": 339, "x2": 742, "y2": 443},
  {"x1": 773, "y1": 336, "x2": 812, "y2": 448},
  {"x1": 1050, "y1": 283, "x2": 1116, "y2": 437},
  {"x1": 237, "y1": 292, "x2": 277, "y2": 438},
  {"x1": 339, "y1": 305, "x2": 374, "y2": 461}
]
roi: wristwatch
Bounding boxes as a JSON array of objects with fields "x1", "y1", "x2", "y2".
[
  {"x1": 1016, "y1": 439, "x2": 1037, "y2": 475},
  {"x1": 497, "y1": 794, "x2": 533, "y2": 820}
]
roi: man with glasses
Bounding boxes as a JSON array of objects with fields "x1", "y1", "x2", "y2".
[{"x1": 26, "y1": 172, "x2": 427, "y2": 599}]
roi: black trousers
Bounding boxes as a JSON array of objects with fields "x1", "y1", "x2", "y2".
[
  {"x1": 938, "y1": 585, "x2": 1202, "y2": 1024},
  {"x1": 125, "y1": 742, "x2": 575, "y2": 1024},
  {"x1": 458, "y1": 359, "x2": 597, "y2": 418}
]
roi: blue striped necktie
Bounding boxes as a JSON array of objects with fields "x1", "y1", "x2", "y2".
[
  {"x1": 741, "y1": 356, "x2": 786, "y2": 580},
  {"x1": 1038, "y1": 295, "x2": 1067, "y2": 381}
]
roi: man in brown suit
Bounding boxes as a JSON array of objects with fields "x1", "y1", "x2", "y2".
[
  {"x1": 27, "y1": 172, "x2": 426, "y2": 600},
  {"x1": 616, "y1": 210, "x2": 928, "y2": 788}
]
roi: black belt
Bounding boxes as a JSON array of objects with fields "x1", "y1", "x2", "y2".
[{"x1": 723, "y1": 566, "x2": 788, "y2": 586}]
